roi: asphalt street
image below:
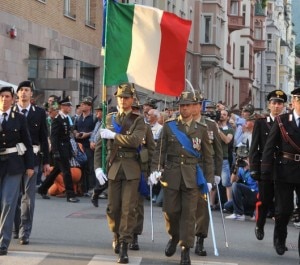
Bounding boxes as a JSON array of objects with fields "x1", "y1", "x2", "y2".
[{"x1": 1, "y1": 195, "x2": 299, "y2": 265}]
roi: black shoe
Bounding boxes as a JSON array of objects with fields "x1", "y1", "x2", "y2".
[
  {"x1": 180, "y1": 247, "x2": 191, "y2": 265},
  {"x1": 38, "y1": 187, "x2": 50, "y2": 199},
  {"x1": 67, "y1": 197, "x2": 80, "y2": 203},
  {"x1": 13, "y1": 231, "x2": 19, "y2": 239},
  {"x1": 118, "y1": 242, "x2": 129, "y2": 264},
  {"x1": 255, "y1": 226, "x2": 264, "y2": 240},
  {"x1": 112, "y1": 234, "x2": 120, "y2": 254},
  {"x1": 165, "y1": 238, "x2": 178, "y2": 257},
  {"x1": 129, "y1": 234, "x2": 139, "y2": 250},
  {"x1": 0, "y1": 247, "x2": 7, "y2": 255},
  {"x1": 91, "y1": 191, "x2": 99, "y2": 208},
  {"x1": 274, "y1": 238, "x2": 286, "y2": 255},
  {"x1": 19, "y1": 237, "x2": 29, "y2": 245},
  {"x1": 195, "y1": 236, "x2": 207, "y2": 256}
]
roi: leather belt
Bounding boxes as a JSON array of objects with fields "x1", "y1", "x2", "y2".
[
  {"x1": 167, "y1": 155, "x2": 198, "y2": 165},
  {"x1": 33, "y1": 145, "x2": 40, "y2": 154},
  {"x1": 116, "y1": 151, "x2": 137, "y2": 158},
  {"x1": 281, "y1": 151, "x2": 300, "y2": 162},
  {"x1": 0, "y1": 147, "x2": 18, "y2": 155}
]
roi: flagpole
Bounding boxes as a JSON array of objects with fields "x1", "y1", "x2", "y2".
[{"x1": 101, "y1": 0, "x2": 110, "y2": 174}]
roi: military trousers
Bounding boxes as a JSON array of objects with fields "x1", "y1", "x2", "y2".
[
  {"x1": 163, "y1": 180, "x2": 198, "y2": 248},
  {"x1": 106, "y1": 171, "x2": 139, "y2": 244},
  {"x1": 195, "y1": 192, "x2": 209, "y2": 238}
]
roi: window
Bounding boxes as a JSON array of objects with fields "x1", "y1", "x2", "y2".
[
  {"x1": 230, "y1": 0, "x2": 239, "y2": 15},
  {"x1": 80, "y1": 67, "x2": 95, "y2": 100},
  {"x1": 204, "y1": 16, "x2": 212, "y2": 43},
  {"x1": 242, "y1": 4, "x2": 246, "y2": 25},
  {"x1": 266, "y1": 66, "x2": 271, "y2": 84},
  {"x1": 240, "y1": 46, "x2": 245, "y2": 69},
  {"x1": 267, "y1": 33, "x2": 272, "y2": 51},
  {"x1": 86, "y1": 0, "x2": 96, "y2": 27},
  {"x1": 64, "y1": 0, "x2": 76, "y2": 19}
]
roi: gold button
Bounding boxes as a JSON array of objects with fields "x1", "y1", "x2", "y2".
[{"x1": 181, "y1": 162, "x2": 183, "y2": 164}]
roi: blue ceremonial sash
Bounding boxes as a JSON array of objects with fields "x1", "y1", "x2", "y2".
[
  {"x1": 168, "y1": 121, "x2": 208, "y2": 194},
  {"x1": 112, "y1": 114, "x2": 122, "y2": 133}
]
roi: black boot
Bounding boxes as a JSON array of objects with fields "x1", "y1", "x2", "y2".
[
  {"x1": 129, "y1": 234, "x2": 139, "y2": 250},
  {"x1": 91, "y1": 190, "x2": 100, "y2": 207},
  {"x1": 112, "y1": 234, "x2": 120, "y2": 254},
  {"x1": 118, "y1": 242, "x2": 129, "y2": 264},
  {"x1": 180, "y1": 247, "x2": 191, "y2": 265},
  {"x1": 195, "y1": 236, "x2": 207, "y2": 256}
]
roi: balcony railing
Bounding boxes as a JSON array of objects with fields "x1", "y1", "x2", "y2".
[
  {"x1": 253, "y1": 39, "x2": 266, "y2": 53},
  {"x1": 228, "y1": 15, "x2": 244, "y2": 33}
]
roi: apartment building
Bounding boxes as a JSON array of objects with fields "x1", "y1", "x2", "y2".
[
  {"x1": 258, "y1": 0, "x2": 295, "y2": 108},
  {"x1": 0, "y1": 0, "x2": 103, "y2": 107}
]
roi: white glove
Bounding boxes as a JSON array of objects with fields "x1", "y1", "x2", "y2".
[
  {"x1": 148, "y1": 171, "x2": 161, "y2": 186},
  {"x1": 214, "y1": 176, "x2": 221, "y2": 185},
  {"x1": 95, "y1": 168, "x2": 108, "y2": 185},
  {"x1": 207, "y1": 183, "x2": 212, "y2": 193},
  {"x1": 100, "y1": 128, "x2": 116, "y2": 139}
]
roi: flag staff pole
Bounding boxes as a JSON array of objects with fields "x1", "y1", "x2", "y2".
[{"x1": 101, "y1": 0, "x2": 110, "y2": 174}]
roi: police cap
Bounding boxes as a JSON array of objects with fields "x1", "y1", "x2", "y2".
[
  {"x1": 58, "y1": 96, "x2": 72, "y2": 106},
  {"x1": 17, "y1": 80, "x2": 33, "y2": 92},
  {"x1": 267, "y1": 90, "x2": 287, "y2": 103},
  {"x1": 291, "y1": 87, "x2": 300, "y2": 100}
]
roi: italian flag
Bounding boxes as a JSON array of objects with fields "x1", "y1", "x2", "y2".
[{"x1": 104, "y1": 1, "x2": 191, "y2": 97}]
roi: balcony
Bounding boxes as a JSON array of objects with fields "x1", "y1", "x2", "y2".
[
  {"x1": 253, "y1": 39, "x2": 266, "y2": 53},
  {"x1": 200, "y1": 44, "x2": 221, "y2": 68},
  {"x1": 228, "y1": 15, "x2": 244, "y2": 33}
]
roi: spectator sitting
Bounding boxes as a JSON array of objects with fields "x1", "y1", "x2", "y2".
[{"x1": 225, "y1": 158, "x2": 258, "y2": 221}]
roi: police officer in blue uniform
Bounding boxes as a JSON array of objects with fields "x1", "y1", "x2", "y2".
[
  {"x1": 38, "y1": 97, "x2": 79, "y2": 203},
  {"x1": 13, "y1": 80, "x2": 50, "y2": 245},
  {"x1": 250, "y1": 90, "x2": 287, "y2": 241},
  {"x1": 0, "y1": 86, "x2": 34, "y2": 255},
  {"x1": 261, "y1": 87, "x2": 300, "y2": 259}
]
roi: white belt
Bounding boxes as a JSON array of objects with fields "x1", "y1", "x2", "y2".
[
  {"x1": 0, "y1": 147, "x2": 18, "y2": 155},
  {"x1": 33, "y1": 145, "x2": 40, "y2": 154}
]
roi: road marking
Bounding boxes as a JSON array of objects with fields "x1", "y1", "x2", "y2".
[
  {"x1": 0, "y1": 251, "x2": 48, "y2": 265},
  {"x1": 191, "y1": 261, "x2": 238, "y2": 265},
  {"x1": 88, "y1": 255, "x2": 142, "y2": 265}
]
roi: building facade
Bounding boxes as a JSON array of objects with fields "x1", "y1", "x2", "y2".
[{"x1": 0, "y1": 0, "x2": 103, "y2": 107}]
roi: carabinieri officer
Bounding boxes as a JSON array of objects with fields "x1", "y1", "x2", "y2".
[{"x1": 0, "y1": 86, "x2": 34, "y2": 255}]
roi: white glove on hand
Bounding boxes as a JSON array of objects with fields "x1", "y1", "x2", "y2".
[
  {"x1": 207, "y1": 183, "x2": 212, "y2": 193},
  {"x1": 214, "y1": 176, "x2": 221, "y2": 185},
  {"x1": 100, "y1": 128, "x2": 116, "y2": 139},
  {"x1": 95, "y1": 168, "x2": 108, "y2": 185},
  {"x1": 148, "y1": 171, "x2": 161, "y2": 186}
]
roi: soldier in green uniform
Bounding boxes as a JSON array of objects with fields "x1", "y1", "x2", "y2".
[
  {"x1": 192, "y1": 93, "x2": 223, "y2": 256},
  {"x1": 94, "y1": 83, "x2": 146, "y2": 264},
  {"x1": 150, "y1": 91, "x2": 214, "y2": 265}
]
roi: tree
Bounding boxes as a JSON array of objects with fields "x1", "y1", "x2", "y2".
[{"x1": 296, "y1": 44, "x2": 300, "y2": 58}]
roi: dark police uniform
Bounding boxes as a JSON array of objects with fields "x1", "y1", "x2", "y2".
[
  {"x1": 0, "y1": 86, "x2": 34, "y2": 255},
  {"x1": 261, "y1": 88, "x2": 300, "y2": 257},
  {"x1": 250, "y1": 90, "x2": 287, "y2": 241},
  {"x1": 38, "y1": 97, "x2": 78, "y2": 202},
  {"x1": 13, "y1": 80, "x2": 50, "y2": 244}
]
